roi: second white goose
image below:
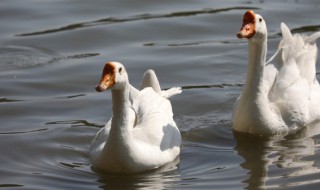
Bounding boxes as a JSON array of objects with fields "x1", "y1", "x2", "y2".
[{"x1": 233, "y1": 10, "x2": 320, "y2": 135}]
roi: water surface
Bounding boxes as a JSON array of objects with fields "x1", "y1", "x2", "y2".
[{"x1": 1, "y1": 0, "x2": 320, "y2": 189}]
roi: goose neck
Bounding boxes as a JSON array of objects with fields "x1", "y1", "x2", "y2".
[
  {"x1": 110, "y1": 84, "x2": 139, "y2": 133},
  {"x1": 243, "y1": 38, "x2": 267, "y2": 98}
]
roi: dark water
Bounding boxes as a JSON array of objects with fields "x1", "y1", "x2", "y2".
[{"x1": 1, "y1": 0, "x2": 320, "y2": 189}]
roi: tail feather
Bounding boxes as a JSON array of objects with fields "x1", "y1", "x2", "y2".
[
  {"x1": 161, "y1": 87, "x2": 182, "y2": 99},
  {"x1": 304, "y1": 31, "x2": 320, "y2": 44},
  {"x1": 281, "y1": 22, "x2": 294, "y2": 45},
  {"x1": 278, "y1": 22, "x2": 319, "y2": 85},
  {"x1": 140, "y1": 69, "x2": 182, "y2": 98},
  {"x1": 140, "y1": 69, "x2": 162, "y2": 94}
]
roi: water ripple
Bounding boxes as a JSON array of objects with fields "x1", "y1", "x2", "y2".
[
  {"x1": 144, "y1": 39, "x2": 242, "y2": 47},
  {"x1": 291, "y1": 25, "x2": 320, "y2": 33},
  {"x1": 181, "y1": 83, "x2": 244, "y2": 90},
  {"x1": 0, "y1": 184, "x2": 23, "y2": 188},
  {"x1": 17, "y1": 6, "x2": 259, "y2": 37},
  {"x1": 0, "y1": 98, "x2": 23, "y2": 103},
  {"x1": 0, "y1": 45, "x2": 99, "y2": 70},
  {"x1": 163, "y1": 83, "x2": 243, "y2": 91},
  {"x1": 45, "y1": 119, "x2": 102, "y2": 128},
  {"x1": 0, "y1": 128, "x2": 48, "y2": 135}
]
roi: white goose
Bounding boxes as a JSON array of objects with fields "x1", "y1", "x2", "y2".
[
  {"x1": 89, "y1": 61, "x2": 182, "y2": 173},
  {"x1": 232, "y1": 10, "x2": 320, "y2": 135}
]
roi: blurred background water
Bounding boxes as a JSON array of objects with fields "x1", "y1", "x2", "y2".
[{"x1": 1, "y1": 0, "x2": 320, "y2": 189}]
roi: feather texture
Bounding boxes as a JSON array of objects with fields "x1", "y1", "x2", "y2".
[
  {"x1": 90, "y1": 62, "x2": 182, "y2": 173},
  {"x1": 233, "y1": 10, "x2": 320, "y2": 135}
]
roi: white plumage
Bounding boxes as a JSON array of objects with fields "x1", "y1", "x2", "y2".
[
  {"x1": 90, "y1": 62, "x2": 182, "y2": 173},
  {"x1": 233, "y1": 10, "x2": 320, "y2": 135}
]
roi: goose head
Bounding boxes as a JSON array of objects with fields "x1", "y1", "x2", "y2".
[
  {"x1": 95, "y1": 61, "x2": 128, "y2": 92},
  {"x1": 237, "y1": 10, "x2": 267, "y2": 42}
]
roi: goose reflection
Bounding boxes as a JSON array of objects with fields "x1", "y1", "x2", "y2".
[
  {"x1": 234, "y1": 123, "x2": 320, "y2": 190},
  {"x1": 94, "y1": 158, "x2": 180, "y2": 190}
]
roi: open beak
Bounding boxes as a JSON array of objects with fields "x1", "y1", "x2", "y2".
[
  {"x1": 237, "y1": 10, "x2": 256, "y2": 39},
  {"x1": 95, "y1": 62, "x2": 116, "y2": 92}
]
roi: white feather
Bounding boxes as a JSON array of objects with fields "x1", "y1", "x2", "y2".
[
  {"x1": 233, "y1": 11, "x2": 320, "y2": 135},
  {"x1": 90, "y1": 62, "x2": 181, "y2": 173}
]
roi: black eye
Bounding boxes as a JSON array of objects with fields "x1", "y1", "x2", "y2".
[
  {"x1": 118, "y1": 67, "x2": 122, "y2": 73},
  {"x1": 259, "y1": 18, "x2": 263, "y2": 23}
]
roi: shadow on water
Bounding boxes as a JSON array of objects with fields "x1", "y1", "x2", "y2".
[
  {"x1": 17, "y1": 6, "x2": 259, "y2": 37},
  {"x1": 234, "y1": 123, "x2": 320, "y2": 190}
]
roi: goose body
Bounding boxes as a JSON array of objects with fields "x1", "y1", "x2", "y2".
[
  {"x1": 232, "y1": 10, "x2": 320, "y2": 135},
  {"x1": 90, "y1": 62, "x2": 182, "y2": 173}
]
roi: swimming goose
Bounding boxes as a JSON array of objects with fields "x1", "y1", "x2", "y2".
[
  {"x1": 90, "y1": 61, "x2": 182, "y2": 173},
  {"x1": 232, "y1": 10, "x2": 320, "y2": 135}
]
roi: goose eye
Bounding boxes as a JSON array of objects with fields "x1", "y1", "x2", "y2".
[
  {"x1": 259, "y1": 18, "x2": 263, "y2": 23},
  {"x1": 118, "y1": 67, "x2": 122, "y2": 73}
]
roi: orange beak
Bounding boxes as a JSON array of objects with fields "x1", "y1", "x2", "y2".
[
  {"x1": 237, "y1": 10, "x2": 256, "y2": 39},
  {"x1": 95, "y1": 62, "x2": 116, "y2": 92}
]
